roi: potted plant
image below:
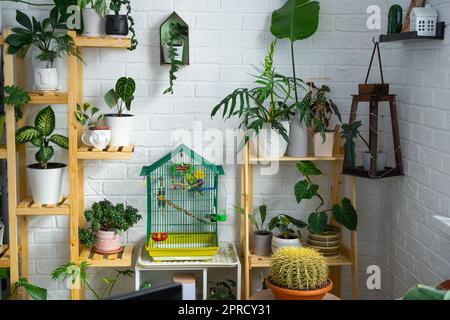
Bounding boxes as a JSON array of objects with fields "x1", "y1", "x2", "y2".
[
  {"x1": 15, "y1": 106, "x2": 69, "y2": 205},
  {"x1": 270, "y1": 0, "x2": 320, "y2": 158},
  {"x1": 79, "y1": 199, "x2": 141, "y2": 254},
  {"x1": 76, "y1": 102, "x2": 111, "y2": 150},
  {"x1": 294, "y1": 161, "x2": 357, "y2": 256},
  {"x1": 208, "y1": 279, "x2": 237, "y2": 300},
  {"x1": 6, "y1": 10, "x2": 81, "y2": 91},
  {"x1": 237, "y1": 205, "x2": 273, "y2": 256},
  {"x1": 266, "y1": 247, "x2": 332, "y2": 300},
  {"x1": 3, "y1": 85, "x2": 31, "y2": 122},
  {"x1": 105, "y1": 0, "x2": 137, "y2": 50},
  {"x1": 212, "y1": 41, "x2": 305, "y2": 158},
  {"x1": 268, "y1": 214, "x2": 306, "y2": 253},
  {"x1": 163, "y1": 22, "x2": 188, "y2": 95},
  {"x1": 0, "y1": 271, "x2": 47, "y2": 300},
  {"x1": 104, "y1": 76, "x2": 136, "y2": 146},
  {"x1": 78, "y1": 0, "x2": 110, "y2": 36}
]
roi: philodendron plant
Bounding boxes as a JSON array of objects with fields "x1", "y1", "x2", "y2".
[
  {"x1": 294, "y1": 161, "x2": 357, "y2": 235},
  {"x1": 104, "y1": 77, "x2": 136, "y2": 116}
]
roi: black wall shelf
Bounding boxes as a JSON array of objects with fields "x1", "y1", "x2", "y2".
[{"x1": 380, "y1": 21, "x2": 445, "y2": 42}]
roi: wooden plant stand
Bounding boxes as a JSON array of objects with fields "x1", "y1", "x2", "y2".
[
  {"x1": 240, "y1": 133, "x2": 359, "y2": 300},
  {"x1": 1, "y1": 29, "x2": 136, "y2": 300}
]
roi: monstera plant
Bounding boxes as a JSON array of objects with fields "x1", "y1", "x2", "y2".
[
  {"x1": 15, "y1": 106, "x2": 69, "y2": 205},
  {"x1": 104, "y1": 76, "x2": 136, "y2": 146}
]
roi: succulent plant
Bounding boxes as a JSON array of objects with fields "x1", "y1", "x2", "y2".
[{"x1": 268, "y1": 247, "x2": 329, "y2": 291}]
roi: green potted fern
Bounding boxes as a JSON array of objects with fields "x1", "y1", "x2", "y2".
[{"x1": 15, "y1": 106, "x2": 69, "y2": 205}]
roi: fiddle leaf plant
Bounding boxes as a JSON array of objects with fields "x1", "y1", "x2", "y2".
[
  {"x1": 104, "y1": 77, "x2": 136, "y2": 116},
  {"x1": 15, "y1": 106, "x2": 69, "y2": 168},
  {"x1": 163, "y1": 22, "x2": 188, "y2": 95},
  {"x1": 294, "y1": 161, "x2": 358, "y2": 235}
]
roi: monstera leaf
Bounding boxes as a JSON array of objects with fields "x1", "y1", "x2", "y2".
[
  {"x1": 270, "y1": 0, "x2": 320, "y2": 42},
  {"x1": 332, "y1": 198, "x2": 358, "y2": 231}
]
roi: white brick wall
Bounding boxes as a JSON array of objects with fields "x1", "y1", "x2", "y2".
[{"x1": 2, "y1": 0, "x2": 448, "y2": 300}]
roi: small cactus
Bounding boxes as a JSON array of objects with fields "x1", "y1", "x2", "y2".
[{"x1": 268, "y1": 247, "x2": 329, "y2": 291}]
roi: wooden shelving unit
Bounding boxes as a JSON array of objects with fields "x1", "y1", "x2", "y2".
[
  {"x1": 2, "y1": 31, "x2": 136, "y2": 300},
  {"x1": 240, "y1": 134, "x2": 358, "y2": 300},
  {"x1": 380, "y1": 21, "x2": 445, "y2": 42}
]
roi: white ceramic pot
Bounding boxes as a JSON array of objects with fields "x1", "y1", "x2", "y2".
[
  {"x1": 82, "y1": 126, "x2": 111, "y2": 150},
  {"x1": 288, "y1": 110, "x2": 308, "y2": 157},
  {"x1": 362, "y1": 151, "x2": 387, "y2": 172},
  {"x1": 27, "y1": 163, "x2": 66, "y2": 205},
  {"x1": 253, "y1": 121, "x2": 290, "y2": 158},
  {"x1": 313, "y1": 131, "x2": 335, "y2": 157},
  {"x1": 104, "y1": 114, "x2": 134, "y2": 146},
  {"x1": 271, "y1": 235, "x2": 302, "y2": 253},
  {"x1": 34, "y1": 67, "x2": 58, "y2": 91},
  {"x1": 94, "y1": 230, "x2": 123, "y2": 254},
  {"x1": 0, "y1": 222, "x2": 4, "y2": 247},
  {"x1": 82, "y1": 8, "x2": 105, "y2": 36},
  {"x1": 162, "y1": 41, "x2": 184, "y2": 63}
]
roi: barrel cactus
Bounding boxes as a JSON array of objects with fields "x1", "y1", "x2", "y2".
[{"x1": 268, "y1": 247, "x2": 329, "y2": 291}]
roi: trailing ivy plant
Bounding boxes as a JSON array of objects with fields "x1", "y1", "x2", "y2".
[
  {"x1": 104, "y1": 77, "x2": 136, "y2": 116},
  {"x1": 3, "y1": 85, "x2": 31, "y2": 121},
  {"x1": 294, "y1": 161, "x2": 358, "y2": 235},
  {"x1": 79, "y1": 199, "x2": 142, "y2": 247},
  {"x1": 75, "y1": 102, "x2": 104, "y2": 127},
  {"x1": 15, "y1": 106, "x2": 69, "y2": 168},
  {"x1": 163, "y1": 22, "x2": 188, "y2": 95},
  {"x1": 0, "y1": 269, "x2": 47, "y2": 300},
  {"x1": 109, "y1": 0, "x2": 138, "y2": 50}
]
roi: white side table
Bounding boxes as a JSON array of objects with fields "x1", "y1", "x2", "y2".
[{"x1": 135, "y1": 242, "x2": 241, "y2": 300}]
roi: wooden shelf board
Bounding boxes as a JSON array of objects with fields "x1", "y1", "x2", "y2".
[
  {"x1": 28, "y1": 92, "x2": 68, "y2": 105},
  {"x1": 343, "y1": 166, "x2": 404, "y2": 179},
  {"x1": 79, "y1": 244, "x2": 134, "y2": 267},
  {"x1": 0, "y1": 145, "x2": 7, "y2": 159},
  {"x1": 74, "y1": 36, "x2": 131, "y2": 48},
  {"x1": 16, "y1": 196, "x2": 70, "y2": 216},
  {"x1": 380, "y1": 22, "x2": 445, "y2": 43},
  {"x1": 249, "y1": 246, "x2": 353, "y2": 269},
  {"x1": 77, "y1": 144, "x2": 135, "y2": 160},
  {"x1": 0, "y1": 245, "x2": 10, "y2": 268},
  {"x1": 250, "y1": 154, "x2": 344, "y2": 163}
]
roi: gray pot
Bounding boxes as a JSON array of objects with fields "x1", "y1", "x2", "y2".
[
  {"x1": 252, "y1": 231, "x2": 273, "y2": 256},
  {"x1": 288, "y1": 110, "x2": 308, "y2": 157}
]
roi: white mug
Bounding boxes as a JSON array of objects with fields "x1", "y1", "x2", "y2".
[{"x1": 82, "y1": 127, "x2": 111, "y2": 150}]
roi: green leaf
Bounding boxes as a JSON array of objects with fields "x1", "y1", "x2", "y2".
[
  {"x1": 35, "y1": 146, "x2": 54, "y2": 164},
  {"x1": 332, "y1": 198, "x2": 358, "y2": 231},
  {"x1": 30, "y1": 137, "x2": 44, "y2": 148},
  {"x1": 294, "y1": 180, "x2": 319, "y2": 203},
  {"x1": 116, "y1": 77, "x2": 136, "y2": 102},
  {"x1": 296, "y1": 161, "x2": 322, "y2": 176},
  {"x1": 35, "y1": 106, "x2": 55, "y2": 136},
  {"x1": 307, "y1": 211, "x2": 328, "y2": 235},
  {"x1": 0, "y1": 268, "x2": 8, "y2": 279},
  {"x1": 341, "y1": 121, "x2": 362, "y2": 168},
  {"x1": 16, "y1": 10, "x2": 33, "y2": 31},
  {"x1": 270, "y1": 0, "x2": 320, "y2": 42},
  {"x1": 286, "y1": 215, "x2": 307, "y2": 229},
  {"x1": 404, "y1": 285, "x2": 450, "y2": 300},
  {"x1": 15, "y1": 126, "x2": 42, "y2": 144},
  {"x1": 104, "y1": 89, "x2": 119, "y2": 109},
  {"x1": 49, "y1": 134, "x2": 69, "y2": 149},
  {"x1": 259, "y1": 205, "x2": 267, "y2": 226},
  {"x1": 22, "y1": 280, "x2": 47, "y2": 300}
]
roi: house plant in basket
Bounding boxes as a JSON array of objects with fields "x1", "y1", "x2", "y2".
[
  {"x1": 268, "y1": 214, "x2": 307, "y2": 253},
  {"x1": 104, "y1": 76, "x2": 136, "y2": 146},
  {"x1": 15, "y1": 106, "x2": 69, "y2": 205},
  {"x1": 79, "y1": 199, "x2": 141, "y2": 254},
  {"x1": 267, "y1": 247, "x2": 332, "y2": 300}
]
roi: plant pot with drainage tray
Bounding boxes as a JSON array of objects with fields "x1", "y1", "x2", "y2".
[
  {"x1": 15, "y1": 106, "x2": 69, "y2": 205},
  {"x1": 79, "y1": 199, "x2": 142, "y2": 254}
]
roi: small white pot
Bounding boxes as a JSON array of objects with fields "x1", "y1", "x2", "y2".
[
  {"x1": 104, "y1": 114, "x2": 134, "y2": 146},
  {"x1": 82, "y1": 126, "x2": 111, "y2": 150},
  {"x1": 27, "y1": 163, "x2": 67, "y2": 205},
  {"x1": 82, "y1": 8, "x2": 105, "y2": 36},
  {"x1": 162, "y1": 41, "x2": 184, "y2": 63},
  {"x1": 34, "y1": 67, "x2": 58, "y2": 91},
  {"x1": 362, "y1": 151, "x2": 387, "y2": 172},
  {"x1": 288, "y1": 110, "x2": 308, "y2": 157},
  {"x1": 313, "y1": 131, "x2": 335, "y2": 157},
  {"x1": 0, "y1": 223, "x2": 4, "y2": 247},
  {"x1": 271, "y1": 235, "x2": 302, "y2": 253},
  {"x1": 253, "y1": 121, "x2": 290, "y2": 158}
]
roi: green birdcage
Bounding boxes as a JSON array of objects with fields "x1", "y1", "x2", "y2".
[{"x1": 140, "y1": 144, "x2": 225, "y2": 261}]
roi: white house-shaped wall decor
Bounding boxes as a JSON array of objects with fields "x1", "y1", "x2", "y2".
[{"x1": 410, "y1": 4, "x2": 438, "y2": 36}]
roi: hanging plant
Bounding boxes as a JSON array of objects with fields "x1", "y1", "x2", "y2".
[{"x1": 163, "y1": 22, "x2": 188, "y2": 95}]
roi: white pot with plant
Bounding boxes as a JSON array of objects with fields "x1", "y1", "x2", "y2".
[
  {"x1": 268, "y1": 214, "x2": 306, "y2": 253},
  {"x1": 76, "y1": 102, "x2": 111, "y2": 150},
  {"x1": 15, "y1": 106, "x2": 69, "y2": 205},
  {"x1": 79, "y1": 199, "x2": 142, "y2": 254},
  {"x1": 162, "y1": 40, "x2": 184, "y2": 64},
  {"x1": 104, "y1": 77, "x2": 136, "y2": 146},
  {"x1": 163, "y1": 22, "x2": 188, "y2": 95},
  {"x1": 5, "y1": 10, "x2": 81, "y2": 92},
  {"x1": 79, "y1": 0, "x2": 110, "y2": 36}
]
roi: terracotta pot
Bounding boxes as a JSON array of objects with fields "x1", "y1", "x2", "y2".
[
  {"x1": 266, "y1": 278, "x2": 333, "y2": 300},
  {"x1": 94, "y1": 230, "x2": 123, "y2": 254}
]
